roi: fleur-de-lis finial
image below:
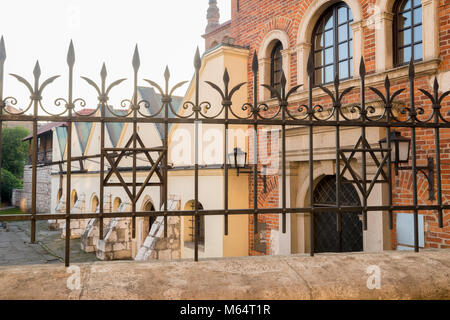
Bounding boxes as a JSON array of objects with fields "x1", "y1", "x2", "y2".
[
  {"x1": 101, "y1": 63, "x2": 107, "y2": 81},
  {"x1": 307, "y1": 51, "x2": 314, "y2": 78},
  {"x1": 33, "y1": 60, "x2": 41, "y2": 80},
  {"x1": 252, "y1": 50, "x2": 258, "y2": 73},
  {"x1": 384, "y1": 75, "x2": 390, "y2": 93},
  {"x1": 223, "y1": 68, "x2": 230, "y2": 87},
  {"x1": 359, "y1": 57, "x2": 366, "y2": 78},
  {"x1": 67, "y1": 40, "x2": 75, "y2": 68},
  {"x1": 164, "y1": 65, "x2": 170, "y2": 82},
  {"x1": 194, "y1": 47, "x2": 201, "y2": 71},
  {"x1": 132, "y1": 44, "x2": 140, "y2": 73},
  {"x1": 408, "y1": 59, "x2": 415, "y2": 80},
  {"x1": 433, "y1": 76, "x2": 439, "y2": 94},
  {"x1": 0, "y1": 36, "x2": 6, "y2": 64},
  {"x1": 333, "y1": 72, "x2": 340, "y2": 90},
  {"x1": 280, "y1": 71, "x2": 287, "y2": 90}
]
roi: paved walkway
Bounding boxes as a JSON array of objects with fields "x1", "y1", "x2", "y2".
[
  {"x1": 0, "y1": 220, "x2": 98, "y2": 266},
  {"x1": 0, "y1": 223, "x2": 60, "y2": 265}
]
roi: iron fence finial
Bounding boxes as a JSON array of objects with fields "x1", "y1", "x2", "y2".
[
  {"x1": 433, "y1": 76, "x2": 439, "y2": 96},
  {"x1": 281, "y1": 70, "x2": 287, "y2": 90},
  {"x1": 223, "y1": 68, "x2": 230, "y2": 86},
  {"x1": 307, "y1": 51, "x2": 314, "y2": 78},
  {"x1": 0, "y1": 36, "x2": 6, "y2": 64},
  {"x1": 164, "y1": 65, "x2": 170, "y2": 82},
  {"x1": 132, "y1": 45, "x2": 140, "y2": 73},
  {"x1": 67, "y1": 40, "x2": 75, "y2": 68},
  {"x1": 33, "y1": 61, "x2": 41, "y2": 80},
  {"x1": 194, "y1": 47, "x2": 201, "y2": 71},
  {"x1": 408, "y1": 59, "x2": 415, "y2": 79},
  {"x1": 252, "y1": 51, "x2": 258, "y2": 73},
  {"x1": 101, "y1": 63, "x2": 107, "y2": 81},
  {"x1": 359, "y1": 57, "x2": 366, "y2": 78}
]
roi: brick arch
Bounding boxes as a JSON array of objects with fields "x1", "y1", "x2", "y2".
[
  {"x1": 255, "y1": 16, "x2": 295, "y2": 52},
  {"x1": 296, "y1": 0, "x2": 363, "y2": 45},
  {"x1": 295, "y1": 0, "x2": 365, "y2": 87}
]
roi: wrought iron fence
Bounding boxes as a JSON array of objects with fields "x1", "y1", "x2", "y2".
[{"x1": 0, "y1": 36, "x2": 449, "y2": 266}]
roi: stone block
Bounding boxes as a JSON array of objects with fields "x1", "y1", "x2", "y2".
[
  {"x1": 157, "y1": 249, "x2": 171, "y2": 260},
  {"x1": 113, "y1": 243, "x2": 126, "y2": 251},
  {"x1": 113, "y1": 250, "x2": 132, "y2": 260},
  {"x1": 155, "y1": 238, "x2": 169, "y2": 250}
]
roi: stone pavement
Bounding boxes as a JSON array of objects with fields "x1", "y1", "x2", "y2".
[
  {"x1": 0, "y1": 249, "x2": 449, "y2": 299},
  {"x1": 0, "y1": 222, "x2": 60, "y2": 265},
  {"x1": 0, "y1": 220, "x2": 98, "y2": 266}
]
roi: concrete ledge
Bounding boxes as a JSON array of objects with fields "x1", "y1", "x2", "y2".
[{"x1": 0, "y1": 250, "x2": 449, "y2": 300}]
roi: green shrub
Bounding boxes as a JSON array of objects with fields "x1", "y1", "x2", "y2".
[
  {"x1": 1, "y1": 126, "x2": 30, "y2": 178},
  {"x1": 0, "y1": 168, "x2": 23, "y2": 203}
]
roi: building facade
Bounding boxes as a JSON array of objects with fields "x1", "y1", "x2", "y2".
[
  {"x1": 203, "y1": 0, "x2": 450, "y2": 254},
  {"x1": 45, "y1": 0, "x2": 450, "y2": 261}
]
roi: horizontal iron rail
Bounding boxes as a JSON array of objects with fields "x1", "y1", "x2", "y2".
[
  {"x1": 2, "y1": 114, "x2": 450, "y2": 128},
  {"x1": 1, "y1": 204, "x2": 449, "y2": 222}
]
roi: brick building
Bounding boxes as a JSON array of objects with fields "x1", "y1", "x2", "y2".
[{"x1": 203, "y1": 0, "x2": 450, "y2": 254}]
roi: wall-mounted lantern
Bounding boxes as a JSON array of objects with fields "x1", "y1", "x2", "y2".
[
  {"x1": 379, "y1": 131, "x2": 434, "y2": 200},
  {"x1": 227, "y1": 147, "x2": 267, "y2": 193},
  {"x1": 228, "y1": 147, "x2": 247, "y2": 176}
]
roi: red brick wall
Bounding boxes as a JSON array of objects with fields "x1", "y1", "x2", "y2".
[{"x1": 206, "y1": 0, "x2": 450, "y2": 255}]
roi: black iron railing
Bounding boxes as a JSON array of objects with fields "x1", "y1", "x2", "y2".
[{"x1": 0, "y1": 36, "x2": 449, "y2": 266}]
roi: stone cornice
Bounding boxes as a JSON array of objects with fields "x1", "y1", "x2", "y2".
[{"x1": 260, "y1": 58, "x2": 440, "y2": 107}]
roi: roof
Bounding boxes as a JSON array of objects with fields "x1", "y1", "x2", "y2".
[
  {"x1": 23, "y1": 122, "x2": 67, "y2": 141},
  {"x1": 75, "y1": 108, "x2": 97, "y2": 116},
  {"x1": 137, "y1": 86, "x2": 184, "y2": 138},
  {"x1": 22, "y1": 108, "x2": 96, "y2": 141}
]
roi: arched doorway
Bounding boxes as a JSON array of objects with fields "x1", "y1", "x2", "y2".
[
  {"x1": 313, "y1": 175, "x2": 363, "y2": 253},
  {"x1": 143, "y1": 201, "x2": 156, "y2": 234}
]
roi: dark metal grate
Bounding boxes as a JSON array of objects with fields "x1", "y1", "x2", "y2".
[{"x1": 314, "y1": 176, "x2": 362, "y2": 253}]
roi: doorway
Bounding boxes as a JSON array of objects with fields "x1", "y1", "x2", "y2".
[{"x1": 313, "y1": 175, "x2": 363, "y2": 253}]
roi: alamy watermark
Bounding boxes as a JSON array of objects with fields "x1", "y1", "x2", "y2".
[{"x1": 366, "y1": 265, "x2": 381, "y2": 290}]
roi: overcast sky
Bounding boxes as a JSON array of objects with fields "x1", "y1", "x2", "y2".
[{"x1": 0, "y1": 0, "x2": 231, "y2": 114}]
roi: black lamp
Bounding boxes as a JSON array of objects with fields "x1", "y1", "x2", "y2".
[
  {"x1": 379, "y1": 131, "x2": 434, "y2": 200},
  {"x1": 227, "y1": 147, "x2": 269, "y2": 193},
  {"x1": 227, "y1": 147, "x2": 247, "y2": 176},
  {"x1": 378, "y1": 131, "x2": 411, "y2": 164}
]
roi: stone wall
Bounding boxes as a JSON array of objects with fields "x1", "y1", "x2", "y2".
[
  {"x1": 11, "y1": 165, "x2": 52, "y2": 214},
  {"x1": 96, "y1": 202, "x2": 133, "y2": 260},
  {"x1": 135, "y1": 198, "x2": 181, "y2": 261},
  {"x1": 1, "y1": 250, "x2": 449, "y2": 299}
]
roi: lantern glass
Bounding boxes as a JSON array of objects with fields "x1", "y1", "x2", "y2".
[
  {"x1": 397, "y1": 138, "x2": 411, "y2": 163},
  {"x1": 378, "y1": 131, "x2": 411, "y2": 164},
  {"x1": 228, "y1": 147, "x2": 247, "y2": 168}
]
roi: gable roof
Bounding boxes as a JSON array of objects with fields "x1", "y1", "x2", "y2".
[
  {"x1": 105, "y1": 107, "x2": 126, "y2": 147},
  {"x1": 23, "y1": 122, "x2": 67, "y2": 141},
  {"x1": 137, "y1": 86, "x2": 184, "y2": 138}
]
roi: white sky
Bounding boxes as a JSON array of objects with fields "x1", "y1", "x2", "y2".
[{"x1": 0, "y1": 0, "x2": 231, "y2": 114}]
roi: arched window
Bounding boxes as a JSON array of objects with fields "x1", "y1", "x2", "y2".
[
  {"x1": 113, "y1": 197, "x2": 122, "y2": 212},
  {"x1": 270, "y1": 41, "x2": 283, "y2": 97},
  {"x1": 394, "y1": 0, "x2": 422, "y2": 66},
  {"x1": 183, "y1": 200, "x2": 205, "y2": 245},
  {"x1": 91, "y1": 195, "x2": 99, "y2": 213},
  {"x1": 70, "y1": 190, "x2": 78, "y2": 210},
  {"x1": 312, "y1": 2, "x2": 353, "y2": 85}
]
